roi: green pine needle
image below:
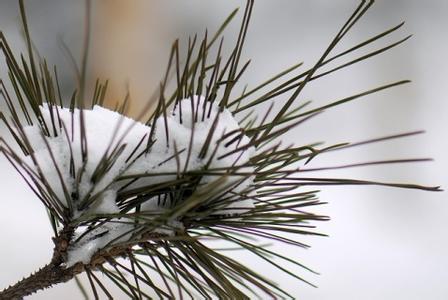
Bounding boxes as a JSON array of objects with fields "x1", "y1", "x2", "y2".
[{"x1": 0, "y1": 0, "x2": 441, "y2": 299}]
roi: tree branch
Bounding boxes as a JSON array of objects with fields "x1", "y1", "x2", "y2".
[
  {"x1": 0, "y1": 227, "x2": 160, "y2": 299},
  {"x1": 0, "y1": 227, "x2": 81, "y2": 299},
  {"x1": 0, "y1": 262, "x2": 81, "y2": 300}
]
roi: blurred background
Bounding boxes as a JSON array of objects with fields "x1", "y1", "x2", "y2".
[{"x1": 0, "y1": 0, "x2": 446, "y2": 299}]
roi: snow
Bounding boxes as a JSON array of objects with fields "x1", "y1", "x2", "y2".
[
  {"x1": 65, "y1": 222, "x2": 133, "y2": 267},
  {"x1": 20, "y1": 95, "x2": 255, "y2": 267},
  {"x1": 65, "y1": 219, "x2": 184, "y2": 267},
  {"x1": 85, "y1": 189, "x2": 119, "y2": 215}
]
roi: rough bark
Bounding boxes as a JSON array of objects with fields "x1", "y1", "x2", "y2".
[
  {"x1": 0, "y1": 227, "x2": 152, "y2": 299},
  {"x1": 0, "y1": 262, "x2": 80, "y2": 300},
  {"x1": 0, "y1": 227, "x2": 81, "y2": 299}
]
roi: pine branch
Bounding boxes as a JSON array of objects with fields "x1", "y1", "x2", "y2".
[
  {"x1": 0, "y1": 263, "x2": 75, "y2": 300},
  {"x1": 0, "y1": 0, "x2": 441, "y2": 298},
  {"x1": 0, "y1": 228, "x2": 79, "y2": 299}
]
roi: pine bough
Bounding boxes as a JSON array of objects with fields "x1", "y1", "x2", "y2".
[{"x1": 0, "y1": 1, "x2": 440, "y2": 299}]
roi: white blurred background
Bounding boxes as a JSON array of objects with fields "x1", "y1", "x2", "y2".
[{"x1": 0, "y1": 0, "x2": 446, "y2": 299}]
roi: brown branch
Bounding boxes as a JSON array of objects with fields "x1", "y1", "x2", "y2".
[
  {"x1": 0, "y1": 262, "x2": 82, "y2": 300},
  {"x1": 0, "y1": 227, "x2": 164, "y2": 299},
  {"x1": 0, "y1": 227, "x2": 83, "y2": 299}
]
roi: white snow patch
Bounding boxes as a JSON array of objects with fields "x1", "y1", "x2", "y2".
[
  {"x1": 66, "y1": 220, "x2": 184, "y2": 267},
  {"x1": 65, "y1": 222, "x2": 133, "y2": 267},
  {"x1": 22, "y1": 96, "x2": 255, "y2": 266}
]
